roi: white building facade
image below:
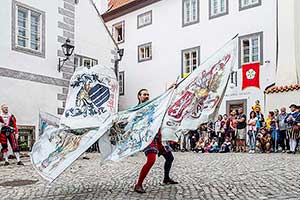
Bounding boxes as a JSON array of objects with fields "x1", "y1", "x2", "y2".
[
  {"x1": 102, "y1": 0, "x2": 277, "y2": 117},
  {"x1": 0, "y1": 0, "x2": 117, "y2": 149}
]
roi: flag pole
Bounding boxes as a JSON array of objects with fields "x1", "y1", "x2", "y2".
[{"x1": 159, "y1": 76, "x2": 180, "y2": 129}]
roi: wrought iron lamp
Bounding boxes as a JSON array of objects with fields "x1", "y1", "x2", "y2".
[
  {"x1": 58, "y1": 39, "x2": 75, "y2": 72},
  {"x1": 114, "y1": 48, "x2": 124, "y2": 78}
]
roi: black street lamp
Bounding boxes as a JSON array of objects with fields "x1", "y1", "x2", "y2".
[
  {"x1": 114, "y1": 48, "x2": 124, "y2": 79},
  {"x1": 58, "y1": 39, "x2": 75, "y2": 72}
]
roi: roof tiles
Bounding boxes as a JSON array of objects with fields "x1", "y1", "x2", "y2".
[
  {"x1": 108, "y1": 0, "x2": 136, "y2": 10},
  {"x1": 264, "y1": 84, "x2": 300, "y2": 94}
]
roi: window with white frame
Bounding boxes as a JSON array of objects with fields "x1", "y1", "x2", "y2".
[
  {"x1": 74, "y1": 54, "x2": 98, "y2": 69},
  {"x1": 209, "y1": 0, "x2": 228, "y2": 19},
  {"x1": 119, "y1": 71, "x2": 125, "y2": 95},
  {"x1": 239, "y1": 32, "x2": 263, "y2": 68},
  {"x1": 138, "y1": 42, "x2": 152, "y2": 62},
  {"x1": 113, "y1": 21, "x2": 125, "y2": 43},
  {"x1": 239, "y1": 0, "x2": 261, "y2": 11},
  {"x1": 137, "y1": 11, "x2": 152, "y2": 28},
  {"x1": 182, "y1": 0, "x2": 199, "y2": 26},
  {"x1": 12, "y1": 1, "x2": 45, "y2": 57},
  {"x1": 182, "y1": 47, "x2": 200, "y2": 78}
]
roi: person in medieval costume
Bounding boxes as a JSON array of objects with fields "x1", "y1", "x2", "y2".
[
  {"x1": 285, "y1": 104, "x2": 300, "y2": 154},
  {"x1": 134, "y1": 88, "x2": 178, "y2": 194},
  {"x1": 0, "y1": 104, "x2": 24, "y2": 165}
]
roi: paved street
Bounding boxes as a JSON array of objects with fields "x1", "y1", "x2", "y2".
[{"x1": 0, "y1": 152, "x2": 300, "y2": 200}]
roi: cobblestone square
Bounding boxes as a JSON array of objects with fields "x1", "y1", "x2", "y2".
[{"x1": 0, "y1": 152, "x2": 300, "y2": 200}]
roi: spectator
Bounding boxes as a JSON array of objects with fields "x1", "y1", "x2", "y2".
[
  {"x1": 194, "y1": 137, "x2": 205, "y2": 153},
  {"x1": 229, "y1": 110, "x2": 238, "y2": 152},
  {"x1": 274, "y1": 109, "x2": 279, "y2": 119},
  {"x1": 179, "y1": 130, "x2": 189, "y2": 152},
  {"x1": 247, "y1": 111, "x2": 258, "y2": 153},
  {"x1": 235, "y1": 108, "x2": 247, "y2": 152},
  {"x1": 209, "y1": 138, "x2": 219, "y2": 153},
  {"x1": 189, "y1": 129, "x2": 198, "y2": 151},
  {"x1": 255, "y1": 107, "x2": 265, "y2": 130},
  {"x1": 252, "y1": 100, "x2": 262, "y2": 113},
  {"x1": 220, "y1": 137, "x2": 231, "y2": 153},
  {"x1": 215, "y1": 115, "x2": 224, "y2": 147},
  {"x1": 204, "y1": 139, "x2": 212, "y2": 153},
  {"x1": 277, "y1": 107, "x2": 289, "y2": 152},
  {"x1": 222, "y1": 114, "x2": 231, "y2": 139},
  {"x1": 200, "y1": 123, "x2": 208, "y2": 140},
  {"x1": 285, "y1": 104, "x2": 300, "y2": 154},
  {"x1": 256, "y1": 128, "x2": 271, "y2": 153},
  {"x1": 207, "y1": 121, "x2": 215, "y2": 138},
  {"x1": 268, "y1": 111, "x2": 279, "y2": 152}
]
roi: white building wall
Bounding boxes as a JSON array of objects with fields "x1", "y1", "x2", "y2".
[
  {"x1": 266, "y1": 91, "x2": 300, "y2": 112},
  {"x1": 0, "y1": 0, "x2": 63, "y2": 127},
  {"x1": 0, "y1": 0, "x2": 117, "y2": 130},
  {"x1": 75, "y1": 0, "x2": 117, "y2": 70},
  {"x1": 0, "y1": 77, "x2": 62, "y2": 125},
  {"x1": 276, "y1": 0, "x2": 298, "y2": 86},
  {"x1": 0, "y1": 0, "x2": 60, "y2": 78},
  {"x1": 106, "y1": 0, "x2": 277, "y2": 116}
]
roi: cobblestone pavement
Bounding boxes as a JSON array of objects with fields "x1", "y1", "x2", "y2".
[{"x1": 0, "y1": 152, "x2": 300, "y2": 200}]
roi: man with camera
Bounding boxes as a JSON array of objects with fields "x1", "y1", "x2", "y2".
[{"x1": 0, "y1": 104, "x2": 24, "y2": 165}]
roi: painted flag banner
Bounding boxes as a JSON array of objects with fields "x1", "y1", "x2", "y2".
[
  {"x1": 30, "y1": 125, "x2": 111, "y2": 181},
  {"x1": 38, "y1": 111, "x2": 60, "y2": 136},
  {"x1": 98, "y1": 90, "x2": 173, "y2": 161},
  {"x1": 60, "y1": 65, "x2": 118, "y2": 129},
  {"x1": 31, "y1": 65, "x2": 118, "y2": 182},
  {"x1": 161, "y1": 37, "x2": 237, "y2": 142}
]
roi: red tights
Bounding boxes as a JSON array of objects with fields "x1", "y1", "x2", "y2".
[{"x1": 136, "y1": 152, "x2": 156, "y2": 186}]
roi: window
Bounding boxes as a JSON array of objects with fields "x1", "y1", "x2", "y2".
[
  {"x1": 182, "y1": 0, "x2": 199, "y2": 27},
  {"x1": 112, "y1": 21, "x2": 125, "y2": 43},
  {"x1": 119, "y1": 71, "x2": 125, "y2": 95},
  {"x1": 74, "y1": 54, "x2": 98, "y2": 68},
  {"x1": 226, "y1": 99, "x2": 247, "y2": 116},
  {"x1": 238, "y1": 32, "x2": 263, "y2": 68},
  {"x1": 230, "y1": 71, "x2": 237, "y2": 87},
  {"x1": 137, "y1": 11, "x2": 152, "y2": 29},
  {"x1": 12, "y1": 0, "x2": 45, "y2": 57},
  {"x1": 209, "y1": 0, "x2": 228, "y2": 19},
  {"x1": 239, "y1": 0, "x2": 261, "y2": 11},
  {"x1": 182, "y1": 46, "x2": 200, "y2": 78},
  {"x1": 138, "y1": 42, "x2": 152, "y2": 62},
  {"x1": 18, "y1": 125, "x2": 35, "y2": 151}
]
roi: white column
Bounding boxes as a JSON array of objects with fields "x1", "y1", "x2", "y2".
[
  {"x1": 294, "y1": 0, "x2": 300, "y2": 83},
  {"x1": 276, "y1": 0, "x2": 298, "y2": 85}
]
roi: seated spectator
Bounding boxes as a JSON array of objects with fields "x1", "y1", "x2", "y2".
[
  {"x1": 209, "y1": 138, "x2": 219, "y2": 153},
  {"x1": 256, "y1": 128, "x2": 271, "y2": 153},
  {"x1": 194, "y1": 137, "x2": 205, "y2": 153},
  {"x1": 220, "y1": 137, "x2": 231, "y2": 153},
  {"x1": 204, "y1": 139, "x2": 212, "y2": 153}
]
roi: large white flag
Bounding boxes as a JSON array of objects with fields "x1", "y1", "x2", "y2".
[
  {"x1": 161, "y1": 37, "x2": 237, "y2": 141},
  {"x1": 31, "y1": 65, "x2": 118, "y2": 181},
  {"x1": 60, "y1": 65, "x2": 118, "y2": 129},
  {"x1": 98, "y1": 90, "x2": 173, "y2": 161}
]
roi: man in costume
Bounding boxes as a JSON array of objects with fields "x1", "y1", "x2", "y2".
[
  {"x1": 285, "y1": 104, "x2": 300, "y2": 154},
  {"x1": 0, "y1": 104, "x2": 24, "y2": 165},
  {"x1": 134, "y1": 89, "x2": 178, "y2": 193}
]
